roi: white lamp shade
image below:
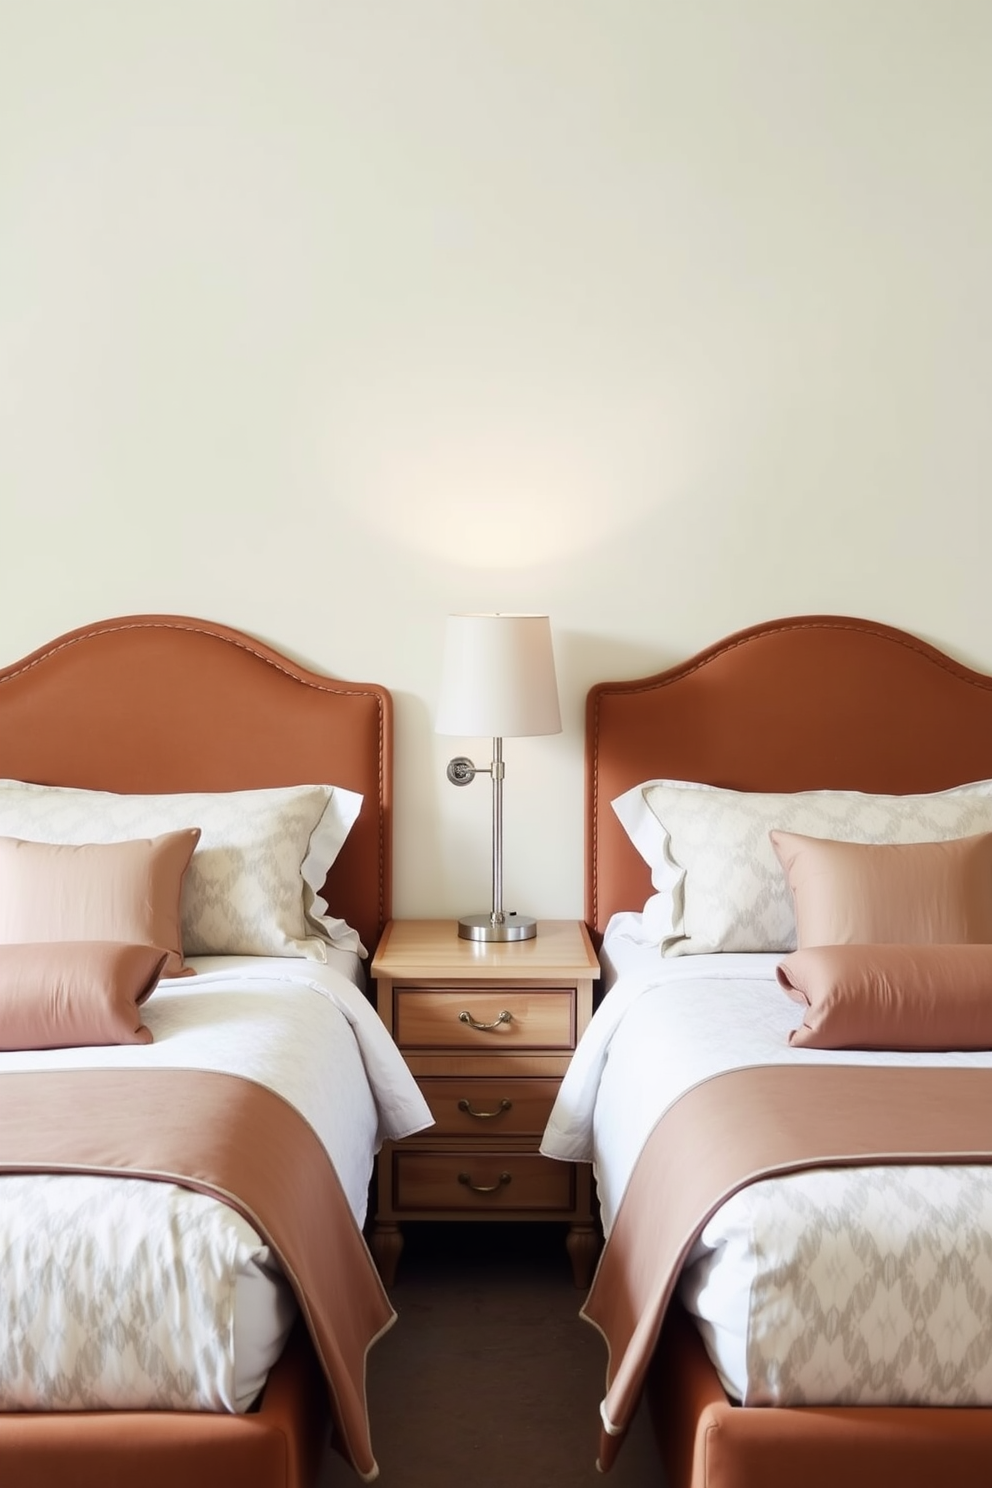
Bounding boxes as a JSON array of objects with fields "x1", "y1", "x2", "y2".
[{"x1": 436, "y1": 614, "x2": 562, "y2": 738}]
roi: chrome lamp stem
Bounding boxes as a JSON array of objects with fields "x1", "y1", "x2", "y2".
[
  {"x1": 445, "y1": 737, "x2": 536, "y2": 942},
  {"x1": 491, "y1": 736, "x2": 504, "y2": 925}
]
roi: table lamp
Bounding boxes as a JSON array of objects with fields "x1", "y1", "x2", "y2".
[{"x1": 436, "y1": 613, "x2": 562, "y2": 941}]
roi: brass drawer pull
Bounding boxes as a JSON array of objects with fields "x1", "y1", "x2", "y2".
[
  {"x1": 458, "y1": 1008, "x2": 513, "y2": 1032},
  {"x1": 457, "y1": 1098, "x2": 512, "y2": 1120},
  {"x1": 458, "y1": 1171, "x2": 511, "y2": 1195}
]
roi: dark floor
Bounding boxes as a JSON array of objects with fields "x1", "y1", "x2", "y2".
[{"x1": 321, "y1": 1221, "x2": 664, "y2": 1488}]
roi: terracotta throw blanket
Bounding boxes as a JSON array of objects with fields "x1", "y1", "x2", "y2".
[
  {"x1": 0, "y1": 1067, "x2": 394, "y2": 1483},
  {"x1": 582, "y1": 1064, "x2": 992, "y2": 1472}
]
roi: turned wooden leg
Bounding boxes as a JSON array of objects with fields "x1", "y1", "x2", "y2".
[
  {"x1": 370, "y1": 1222, "x2": 404, "y2": 1288},
  {"x1": 566, "y1": 1221, "x2": 601, "y2": 1289}
]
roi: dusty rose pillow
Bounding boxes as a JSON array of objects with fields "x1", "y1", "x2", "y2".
[
  {"x1": 769, "y1": 830, "x2": 992, "y2": 949},
  {"x1": 0, "y1": 941, "x2": 168, "y2": 1049},
  {"x1": 778, "y1": 943, "x2": 992, "y2": 1049},
  {"x1": 0, "y1": 830, "x2": 200, "y2": 977}
]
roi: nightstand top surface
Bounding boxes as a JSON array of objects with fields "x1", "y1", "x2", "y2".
[{"x1": 371, "y1": 919, "x2": 599, "y2": 980}]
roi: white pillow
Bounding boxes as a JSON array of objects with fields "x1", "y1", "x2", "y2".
[
  {"x1": 0, "y1": 779, "x2": 364, "y2": 959},
  {"x1": 611, "y1": 779, "x2": 714, "y2": 946},
  {"x1": 612, "y1": 778, "x2": 992, "y2": 956}
]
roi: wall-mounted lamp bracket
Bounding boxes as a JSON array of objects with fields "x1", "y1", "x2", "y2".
[{"x1": 446, "y1": 756, "x2": 478, "y2": 786}]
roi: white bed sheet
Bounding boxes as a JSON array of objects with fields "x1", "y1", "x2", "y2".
[
  {"x1": 542, "y1": 920, "x2": 992, "y2": 1406},
  {"x1": 0, "y1": 954, "x2": 432, "y2": 1413}
]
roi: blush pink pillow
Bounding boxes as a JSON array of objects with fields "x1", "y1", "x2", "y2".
[
  {"x1": 0, "y1": 941, "x2": 168, "y2": 1049},
  {"x1": 0, "y1": 830, "x2": 200, "y2": 977},
  {"x1": 778, "y1": 943, "x2": 992, "y2": 1050},
  {"x1": 769, "y1": 830, "x2": 992, "y2": 949}
]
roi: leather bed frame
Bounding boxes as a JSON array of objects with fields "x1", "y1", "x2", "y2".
[{"x1": 586, "y1": 614, "x2": 992, "y2": 1487}]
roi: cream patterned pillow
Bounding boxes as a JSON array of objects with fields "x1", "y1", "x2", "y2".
[
  {"x1": 613, "y1": 778, "x2": 992, "y2": 955},
  {"x1": 0, "y1": 779, "x2": 364, "y2": 960}
]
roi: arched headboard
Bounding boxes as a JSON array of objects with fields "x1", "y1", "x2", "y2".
[
  {"x1": 586, "y1": 615, "x2": 992, "y2": 941},
  {"x1": 0, "y1": 614, "x2": 392, "y2": 958}
]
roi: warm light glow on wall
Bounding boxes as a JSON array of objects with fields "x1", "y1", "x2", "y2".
[
  {"x1": 307, "y1": 370, "x2": 693, "y2": 567},
  {"x1": 359, "y1": 468, "x2": 605, "y2": 569}
]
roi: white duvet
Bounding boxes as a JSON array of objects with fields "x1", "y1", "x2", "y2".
[
  {"x1": 542, "y1": 920, "x2": 992, "y2": 1406},
  {"x1": 0, "y1": 953, "x2": 431, "y2": 1412}
]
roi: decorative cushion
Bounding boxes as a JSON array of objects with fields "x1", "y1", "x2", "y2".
[
  {"x1": 777, "y1": 943, "x2": 992, "y2": 1050},
  {"x1": 612, "y1": 778, "x2": 992, "y2": 955},
  {"x1": 770, "y1": 830, "x2": 992, "y2": 949},
  {"x1": 0, "y1": 779, "x2": 364, "y2": 958},
  {"x1": 0, "y1": 941, "x2": 168, "y2": 1049},
  {"x1": 0, "y1": 831, "x2": 199, "y2": 976}
]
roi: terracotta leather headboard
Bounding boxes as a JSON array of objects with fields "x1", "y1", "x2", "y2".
[
  {"x1": 0, "y1": 615, "x2": 392, "y2": 959},
  {"x1": 586, "y1": 614, "x2": 992, "y2": 940}
]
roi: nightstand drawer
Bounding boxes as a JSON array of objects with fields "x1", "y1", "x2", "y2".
[
  {"x1": 417, "y1": 1077, "x2": 560, "y2": 1136},
  {"x1": 394, "y1": 988, "x2": 575, "y2": 1050},
  {"x1": 392, "y1": 1152, "x2": 576, "y2": 1212}
]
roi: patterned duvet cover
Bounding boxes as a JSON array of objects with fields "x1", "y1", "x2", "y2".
[
  {"x1": 0, "y1": 955, "x2": 430, "y2": 1414},
  {"x1": 542, "y1": 930, "x2": 992, "y2": 1407}
]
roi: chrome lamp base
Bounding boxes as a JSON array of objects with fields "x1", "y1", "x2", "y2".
[{"x1": 457, "y1": 912, "x2": 538, "y2": 943}]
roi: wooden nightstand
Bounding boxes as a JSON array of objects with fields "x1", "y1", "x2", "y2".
[{"x1": 370, "y1": 918, "x2": 600, "y2": 1288}]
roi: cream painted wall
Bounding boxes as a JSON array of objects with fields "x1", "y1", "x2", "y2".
[{"x1": 2, "y1": 2, "x2": 991, "y2": 924}]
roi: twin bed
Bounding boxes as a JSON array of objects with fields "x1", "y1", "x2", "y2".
[
  {"x1": 543, "y1": 614, "x2": 992, "y2": 1487},
  {"x1": 0, "y1": 614, "x2": 429, "y2": 1488},
  {"x1": 6, "y1": 609, "x2": 992, "y2": 1488}
]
